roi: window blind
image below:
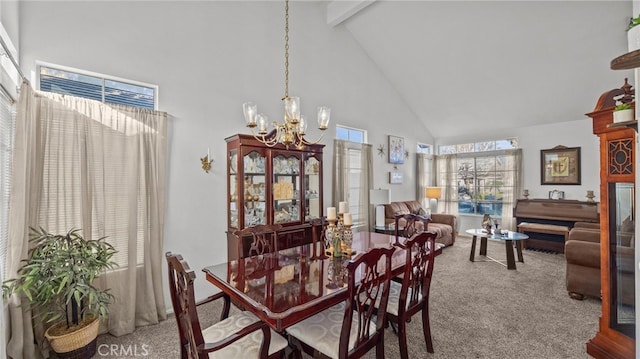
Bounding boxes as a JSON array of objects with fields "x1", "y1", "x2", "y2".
[{"x1": 0, "y1": 88, "x2": 15, "y2": 279}]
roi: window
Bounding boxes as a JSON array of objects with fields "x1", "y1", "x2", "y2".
[
  {"x1": 334, "y1": 126, "x2": 369, "y2": 229},
  {"x1": 37, "y1": 63, "x2": 157, "y2": 110},
  {"x1": 436, "y1": 151, "x2": 520, "y2": 216},
  {"x1": 336, "y1": 125, "x2": 366, "y2": 143},
  {"x1": 0, "y1": 90, "x2": 15, "y2": 279},
  {"x1": 345, "y1": 147, "x2": 364, "y2": 226},
  {"x1": 438, "y1": 138, "x2": 517, "y2": 155},
  {"x1": 417, "y1": 143, "x2": 432, "y2": 154},
  {"x1": 435, "y1": 138, "x2": 520, "y2": 217}
]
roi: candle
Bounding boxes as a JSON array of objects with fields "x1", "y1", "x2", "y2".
[
  {"x1": 339, "y1": 201, "x2": 348, "y2": 214},
  {"x1": 343, "y1": 213, "x2": 352, "y2": 226},
  {"x1": 327, "y1": 207, "x2": 336, "y2": 220},
  {"x1": 207, "y1": 147, "x2": 210, "y2": 158}
]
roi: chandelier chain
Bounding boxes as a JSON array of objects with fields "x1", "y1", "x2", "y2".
[{"x1": 284, "y1": 0, "x2": 289, "y2": 99}]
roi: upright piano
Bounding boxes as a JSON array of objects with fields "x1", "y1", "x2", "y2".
[{"x1": 513, "y1": 199, "x2": 599, "y2": 252}]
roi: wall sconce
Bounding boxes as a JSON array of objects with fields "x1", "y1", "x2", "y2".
[{"x1": 201, "y1": 148, "x2": 213, "y2": 173}]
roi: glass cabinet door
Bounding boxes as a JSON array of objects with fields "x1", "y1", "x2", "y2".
[
  {"x1": 608, "y1": 182, "x2": 635, "y2": 338},
  {"x1": 243, "y1": 150, "x2": 266, "y2": 227},
  {"x1": 229, "y1": 150, "x2": 239, "y2": 229},
  {"x1": 304, "y1": 156, "x2": 321, "y2": 221},
  {"x1": 273, "y1": 153, "x2": 301, "y2": 224}
]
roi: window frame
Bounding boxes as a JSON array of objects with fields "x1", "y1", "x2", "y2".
[
  {"x1": 35, "y1": 61, "x2": 159, "y2": 110},
  {"x1": 336, "y1": 125, "x2": 367, "y2": 144}
]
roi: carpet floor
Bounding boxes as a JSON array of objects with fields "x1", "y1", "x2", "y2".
[{"x1": 96, "y1": 235, "x2": 600, "y2": 358}]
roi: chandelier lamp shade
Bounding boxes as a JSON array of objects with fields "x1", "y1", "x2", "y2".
[{"x1": 242, "y1": 0, "x2": 331, "y2": 149}]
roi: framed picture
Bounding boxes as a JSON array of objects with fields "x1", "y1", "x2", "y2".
[
  {"x1": 388, "y1": 135, "x2": 405, "y2": 164},
  {"x1": 540, "y1": 146, "x2": 581, "y2": 185},
  {"x1": 389, "y1": 171, "x2": 403, "y2": 184}
]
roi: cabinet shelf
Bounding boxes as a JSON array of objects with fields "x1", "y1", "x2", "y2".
[{"x1": 607, "y1": 120, "x2": 638, "y2": 132}]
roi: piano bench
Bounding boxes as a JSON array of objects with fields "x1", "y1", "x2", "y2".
[{"x1": 517, "y1": 223, "x2": 570, "y2": 252}]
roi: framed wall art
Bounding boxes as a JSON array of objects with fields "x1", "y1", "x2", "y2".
[
  {"x1": 388, "y1": 135, "x2": 405, "y2": 164},
  {"x1": 540, "y1": 145, "x2": 581, "y2": 185},
  {"x1": 389, "y1": 171, "x2": 403, "y2": 184}
]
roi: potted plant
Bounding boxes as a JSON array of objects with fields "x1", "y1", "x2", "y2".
[
  {"x1": 613, "y1": 102, "x2": 634, "y2": 123},
  {"x1": 2, "y1": 227, "x2": 117, "y2": 358},
  {"x1": 628, "y1": 14, "x2": 640, "y2": 51}
]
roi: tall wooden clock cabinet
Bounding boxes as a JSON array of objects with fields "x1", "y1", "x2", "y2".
[{"x1": 585, "y1": 79, "x2": 636, "y2": 359}]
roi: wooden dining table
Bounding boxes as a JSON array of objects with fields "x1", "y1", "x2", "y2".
[{"x1": 203, "y1": 231, "x2": 442, "y2": 332}]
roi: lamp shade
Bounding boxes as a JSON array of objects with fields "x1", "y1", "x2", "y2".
[
  {"x1": 369, "y1": 189, "x2": 390, "y2": 205},
  {"x1": 425, "y1": 187, "x2": 441, "y2": 199}
]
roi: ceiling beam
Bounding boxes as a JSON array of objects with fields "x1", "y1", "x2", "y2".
[{"x1": 326, "y1": 1, "x2": 376, "y2": 27}]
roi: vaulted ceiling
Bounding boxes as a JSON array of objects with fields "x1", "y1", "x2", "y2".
[{"x1": 327, "y1": 1, "x2": 633, "y2": 139}]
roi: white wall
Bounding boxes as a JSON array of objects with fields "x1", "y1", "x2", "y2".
[{"x1": 18, "y1": 1, "x2": 428, "y2": 304}]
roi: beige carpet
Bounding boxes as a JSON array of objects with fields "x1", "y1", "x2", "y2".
[{"x1": 96, "y1": 235, "x2": 600, "y2": 358}]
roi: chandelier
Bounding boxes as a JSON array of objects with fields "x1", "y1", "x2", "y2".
[{"x1": 242, "y1": 0, "x2": 330, "y2": 149}]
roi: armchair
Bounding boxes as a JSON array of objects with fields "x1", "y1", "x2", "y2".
[{"x1": 565, "y1": 224, "x2": 634, "y2": 304}]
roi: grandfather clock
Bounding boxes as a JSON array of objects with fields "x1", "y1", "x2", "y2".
[{"x1": 585, "y1": 78, "x2": 636, "y2": 359}]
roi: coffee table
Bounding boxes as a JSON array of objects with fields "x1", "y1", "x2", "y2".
[
  {"x1": 466, "y1": 229, "x2": 528, "y2": 270},
  {"x1": 374, "y1": 224, "x2": 396, "y2": 235}
]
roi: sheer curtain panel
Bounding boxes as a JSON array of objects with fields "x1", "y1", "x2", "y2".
[
  {"x1": 6, "y1": 83, "x2": 167, "y2": 358},
  {"x1": 332, "y1": 139, "x2": 373, "y2": 230}
]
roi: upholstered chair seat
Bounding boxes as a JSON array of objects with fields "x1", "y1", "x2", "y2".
[
  {"x1": 202, "y1": 311, "x2": 289, "y2": 358},
  {"x1": 285, "y1": 303, "x2": 377, "y2": 359},
  {"x1": 386, "y1": 281, "x2": 422, "y2": 316}
]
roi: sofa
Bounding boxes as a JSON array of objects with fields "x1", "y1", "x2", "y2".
[
  {"x1": 565, "y1": 222, "x2": 634, "y2": 303},
  {"x1": 383, "y1": 200, "x2": 457, "y2": 246}
]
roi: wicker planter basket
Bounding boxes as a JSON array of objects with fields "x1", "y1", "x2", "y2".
[{"x1": 45, "y1": 316, "x2": 99, "y2": 358}]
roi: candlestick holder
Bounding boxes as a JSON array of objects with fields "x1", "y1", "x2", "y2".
[{"x1": 324, "y1": 216, "x2": 354, "y2": 258}]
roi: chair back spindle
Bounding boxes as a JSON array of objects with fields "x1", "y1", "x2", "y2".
[{"x1": 394, "y1": 213, "x2": 430, "y2": 246}]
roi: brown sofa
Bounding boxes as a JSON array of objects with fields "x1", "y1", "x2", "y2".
[
  {"x1": 565, "y1": 222, "x2": 634, "y2": 303},
  {"x1": 384, "y1": 200, "x2": 457, "y2": 246}
]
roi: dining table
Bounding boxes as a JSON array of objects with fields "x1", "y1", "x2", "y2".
[{"x1": 202, "y1": 231, "x2": 442, "y2": 332}]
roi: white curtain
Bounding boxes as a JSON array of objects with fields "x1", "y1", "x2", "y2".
[
  {"x1": 500, "y1": 149, "x2": 523, "y2": 231},
  {"x1": 434, "y1": 154, "x2": 459, "y2": 216},
  {"x1": 332, "y1": 139, "x2": 373, "y2": 230},
  {"x1": 6, "y1": 83, "x2": 168, "y2": 358},
  {"x1": 416, "y1": 153, "x2": 434, "y2": 208}
]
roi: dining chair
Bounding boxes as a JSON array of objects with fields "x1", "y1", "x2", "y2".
[
  {"x1": 233, "y1": 224, "x2": 283, "y2": 259},
  {"x1": 286, "y1": 246, "x2": 395, "y2": 359},
  {"x1": 393, "y1": 213, "x2": 429, "y2": 247},
  {"x1": 385, "y1": 231, "x2": 438, "y2": 359},
  {"x1": 165, "y1": 252, "x2": 289, "y2": 359}
]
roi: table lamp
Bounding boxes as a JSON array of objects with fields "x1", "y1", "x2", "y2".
[
  {"x1": 425, "y1": 187, "x2": 442, "y2": 214},
  {"x1": 369, "y1": 189, "x2": 390, "y2": 228}
]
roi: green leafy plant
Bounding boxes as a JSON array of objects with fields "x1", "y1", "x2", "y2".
[
  {"x1": 2, "y1": 227, "x2": 117, "y2": 329},
  {"x1": 614, "y1": 103, "x2": 633, "y2": 111},
  {"x1": 629, "y1": 15, "x2": 640, "y2": 31}
]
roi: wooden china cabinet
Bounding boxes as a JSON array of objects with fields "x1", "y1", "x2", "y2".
[
  {"x1": 585, "y1": 79, "x2": 636, "y2": 359},
  {"x1": 225, "y1": 133, "x2": 324, "y2": 259}
]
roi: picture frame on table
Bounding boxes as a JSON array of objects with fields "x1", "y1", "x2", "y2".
[
  {"x1": 388, "y1": 135, "x2": 405, "y2": 164},
  {"x1": 540, "y1": 145, "x2": 581, "y2": 185}
]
